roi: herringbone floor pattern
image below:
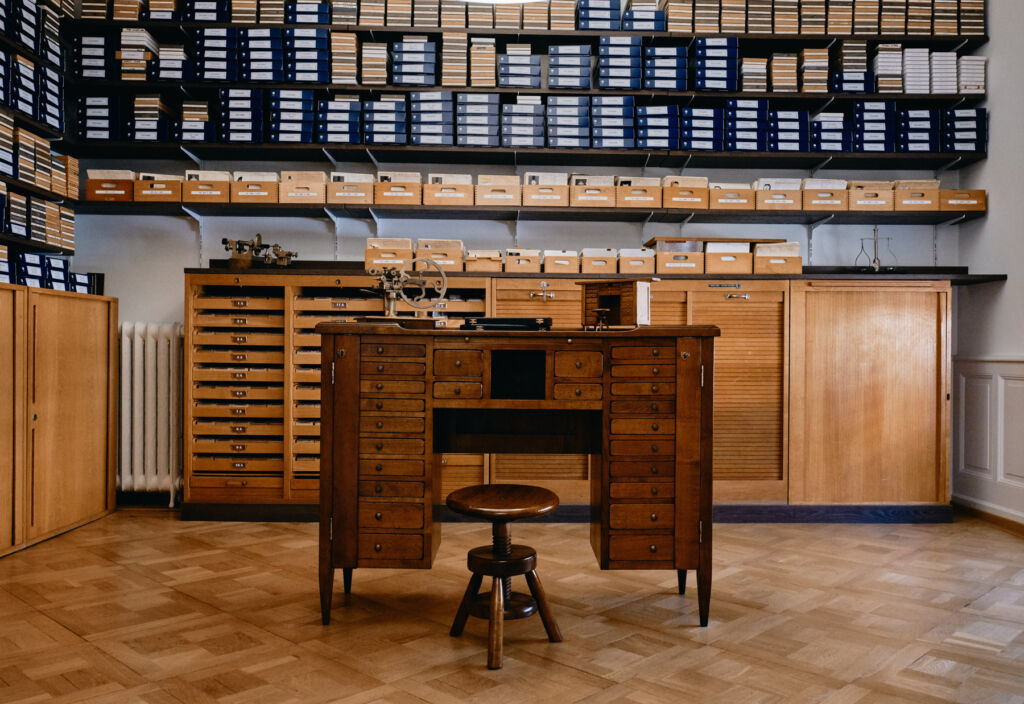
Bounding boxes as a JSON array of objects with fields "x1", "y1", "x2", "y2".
[{"x1": 1, "y1": 511, "x2": 1023, "y2": 703}]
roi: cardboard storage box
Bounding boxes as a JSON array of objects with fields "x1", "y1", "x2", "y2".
[
  {"x1": 663, "y1": 187, "x2": 710, "y2": 209},
  {"x1": 618, "y1": 248, "x2": 655, "y2": 274},
  {"x1": 939, "y1": 190, "x2": 987, "y2": 211},
  {"x1": 374, "y1": 182, "x2": 422, "y2": 204},
  {"x1": 522, "y1": 185, "x2": 569, "y2": 207},
  {"x1": 134, "y1": 179, "x2": 182, "y2": 202},
  {"x1": 756, "y1": 190, "x2": 802, "y2": 211},
  {"x1": 656, "y1": 252, "x2": 705, "y2": 274},
  {"x1": 423, "y1": 183, "x2": 474, "y2": 206},
  {"x1": 849, "y1": 187, "x2": 894, "y2": 211},
  {"x1": 280, "y1": 172, "x2": 326, "y2": 204},
  {"x1": 230, "y1": 181, "x2": 278, "y2": 203},
  {"x1": 803, "y1": 190, "x2": 849, "y2": 211},
  {"x1": 570, "y1": 186, "x2": 616, "y2": 207},
  {"x1": 705, "y1": 252, "x2": 753, "y2": 274},
  {"x1": 465, "y1": 250, "x2": 503, "y2": 272},
  {"x1": 86, "y1": 179, "x2": 134, "y2": 201},
  {"x1": 327, "y1": 182, "x2": 373, "y2": 205},
  {"x1": 183, "y1": 180, "x2": 230, "y2": 203},
  {"x1": 476, "y1": 184, "x2": 521, "y2": 205},
  {"x1": 894, "y1": 189, "x2": 940, "y2": 211},
  {"x1": 709, "y1": 188, "x2": 755, "y2": 210},
  {"x1": 617, "y1": 185, "x2": 662, "y2": 208},
  {"x1": 581, "y1": 248, "x2": 617, "y2": 274},
  {"x1": 543, "y1": 250, "x2": 579, "y2": 273},
  {"x1": 505, "y1": 248, "x2": 541, "y2": 272},
  {"x1": 415, "y1": 239, "x2": 464, "y2": 271},
  {"x1": 754, "y1": 256, "x2": 803, "y2": 274},
  {"x1": 365, "y1": 238, "x2": 414, "y2": 271}
]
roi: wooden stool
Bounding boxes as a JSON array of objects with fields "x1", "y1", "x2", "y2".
[{"x1": 447, "y1": 484, "x2": 563, "y2": 669}]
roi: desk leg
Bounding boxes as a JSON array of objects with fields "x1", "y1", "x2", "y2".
[
  {"x1": 697, "y1": 566, "x2": 711, "y2": 627},
  {"x1": 343, "y1": 568, "x2": 353, "y2": 595},
  {"x1": 677, "y1": 569, "x2": 687, "y2": 595},
  {"x1": 319, "y1": 564, "x2": 334, "y2": 625}
]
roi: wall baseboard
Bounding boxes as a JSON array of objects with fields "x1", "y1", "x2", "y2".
[{"x1": 954, "y1": 501, "x2": 1024, "y2": 538}]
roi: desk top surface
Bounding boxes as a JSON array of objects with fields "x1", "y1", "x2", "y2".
[{"x1": 315, "y1": 322, "x2": 721, "y2": 338}]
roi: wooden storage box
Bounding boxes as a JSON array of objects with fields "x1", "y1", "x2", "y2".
[
  {"x1": 327, "y1": 181, "x2": 373, "y2": 205},
  {"x1": 230, "y1": 181, "x2": 278, "y2": 204},
  {"x1": 280, "y1": 181, "x2": 326, "y2": 204},
  {"x1": 543, "y1": 250, "x2": 579, "y2": 273},
  {"x1": 183, "y1": 180, "x2": 230, "y2": 203},
  {"x1": 616, "y1": 185, "x2": 662, "y2": 208},
  {"x1": 756, "y1": 190, "x2": 802, "y2": 211},
  {"x1": 705, "y1": 252, "x2": 753, "y2": 274},
  {"x1": 133, "y1": 180, "x2": 182, "y2": 202},
  {"x1": 423, "y1": 183, "x2": 474, "y2": 206},
  {"x1": 415, "y1": 239, "x2": 464, "y2": 271},
  {"x1": 849, "y1": 188, "x2": 894, "y2": 211},
  {"x1": 464, "y1": 250, "x2": 503, "y2": 272},
  {"x1": 374, "y1": 182, "x2": 422, "y2": 204},
  {"x1": 570, "y1": 185, "x2": 616, "y2": 207},
  {"x1": 581, "y1": 249, "x2": 617, "y2": 274},
  {"x1": 709, "y1": 188, "x2": 755, "y2": 210},
  {"x1": 364, "y1": 238, "x2": 414, "y2": 271},
  {"x1": 803, "y1": 190, "x2": 849, "y2": 211},
  {"x1": 618, "y1": 249, "x2": 655, "y2": 274},
  {"x1": 663, "y1": 187, "x2": 710, "y2": 209},
  {"x1": 754, "y1": 256, "x2": 803, "y2": 274},
  {"x1": 656, "y1": 252, "x2": 705, "y2": 274},
  {"x1": 86, "y1": 179, "x2": 134, "y2": 201},
  {"x1": 475, "y1": 185, "x2": 521, "y2": 206},
  {"x1": 939, "y1": 189, "x2": 987, "y2": 211},
  {"x1": 505, "y1": 249, "x2": 541, "y2": 272},
  {"x1": 894, "y1": 189, "x2": 940, "y2": 211},
  {"x1": 522, "y1": 185, "x2": 569, "y2": 207}
]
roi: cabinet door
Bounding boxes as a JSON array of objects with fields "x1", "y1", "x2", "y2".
[
  {"x1": 0, "y1": 285, "x2": 26, "y2": 553},
  {"x1": 26, "y1": 291, "x2": 117, "y2": 540},
  {"x1": 789, "y1": 281, "x2": 951, "y2": 504},
  {"x1": 491, "y1": 279, "x2": 583, "y2": 329}
]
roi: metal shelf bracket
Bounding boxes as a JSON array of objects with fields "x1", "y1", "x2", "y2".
[
  {"x1": 805, "y1": 213, "x2": 836, "y2": 265},
  {"x1": 639, "y1": 211, "x2": 653, "y2": 244},
  {"x1": 809, "y1": 155, "x2": 833, "y2": 176},
  {"x1": 937, "y1": 155, "x2": 963, "y2": 173},
  {"x1": 323, "y1": 207, "x2": 344, "y2": 260},
  {"x1": 812, "y1": 96, "x2": 835, "y2": 119},
  {"x1": 181, "y1": 206, "x2": 205, "y2": 266},
  {"x1": 368, "y1": 207, "x2": 381, "y2": 236},
  {"x1": 678, "y1": 212, "x2": 695, "y2": 235},
  {"x1": 679, "y1": 153, "x2": 693, "y2": 174},
  {"x1": 939, "y1": 213, "x2": 968, "y2": 227},
  {"x1": 364, "y1": 147, "x2": 381, "y2": 170},
  {"x1": 321, "y1": 147, "x2": 341, "y2": 169},
  {"x1": 180, "y1": 145, "x2": 202, "y2": 167}
]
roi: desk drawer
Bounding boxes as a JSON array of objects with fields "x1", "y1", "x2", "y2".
[
  {"x1": 610, "y1": 460, "x2": 675, "y2": 479},
  {"x1": 362, "y1": 343, "x2": 426, "y2": 358},
  {"x1": 554, "y1": 351, "x2": 604, "y2": 378},
  {"x1": 359, "y1": 438, "x2": 425, "y2": 455},
  {"x1": 193, "y1": 386, "x2": 284, "y2": 401},
  {"x1": 360, "y1": 398, "x2": 426, "y2": 413},
  {"x1": 360, "y1": 417, "x2": 426, "y2": 434},
  {"x1": 609, "y1": 440, "x2": 675, "y2": 457},
  {"x1": 434, "y1": 350, "x2": 483, "y2": 377},
  {"x1": 359, "y1": 480, "x2": 425, "y2": 498},
  {"x1": 610, "y1": 399, "x2": 675, "y2": 415},
  {"x1": 611, "y1": 346, "x2": 674, "y2": 361},
  {"x1": 610, "y1": 482, "x2": 674, "y2": 500},
  {"x1": 610, "y1": 418, "x2": 673, "y2": 435},
  {"x1": 193, "y1": 313, "x2": 283, "y2": 328},
  {"x1": 359, "y1": 534, "x2": 424, "y2": 562},
  {"x1": 553, "y1": 383, "x2": 603, "y2": 400},
  {"x1": 192, "y1": 368, "x2": 284, "y2": 383},
  {"x1": 610, "y1": 503, "x2": 674, "y2": 530},
  {"x1": 360, "y1": 459, "x2": 425, "y2": 477},
  {"x1": 611, "y1": 364, "x2": 675, "y2": 379},
  {"x1": 192, "y1": 439, "x2": 284, "y2": 454},
  {"x1": 192, "y1": 403, "x2": 283, "y2": 419},
  {"x1": 193, "y1": 296, "x2": 284, "y2": 312},
  {"x1": 194, "y1": 331, "x2": 284, "y2": 347},
  {"x1": 360, "y1": 361, "x2": 426, "y2": 376},
  {"x1": 359, "y1": 502, "x2": 424, "y2": 529},
  {"x1": 360, "y1": 380, "x2": 426, "y2": 395},
  {"x1": 193, "y1": 421, "x2": 284, "y2": 436},
  {"x1": 609, "y1": 535, "x2": 674, "y2": 562},
  {"x1": 433, "y1": 382, "x2": 483, "y2": 399},
  {"x1": 610, "y1": 382, "x2": 675, "y2": 397},
  {"x1": 193, "y1": 350, "x2": 284, "y2": 365},
  {"x1": 192, "y1": 457, "x2": 283, "y2": 472}
]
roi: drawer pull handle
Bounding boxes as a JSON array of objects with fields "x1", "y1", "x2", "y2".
[
  {"x1": 232, "y1": 354, "x2": 246, "y2": 361},
  {"x1": 376, "y1": 383, "x2": 384, "y2": 390},
  {"x1": 454, "y1": 387, "x2": 461, "y2": 395},
  {"x1": 376, "y1": 346, "x2": 384, "y2": 354},
  {"x1": 233, "y1": 300, "x2": 247, "y2": 307},
  {"x1": 375, "y1": 442, "x2": 383, "y2": 450},
  {"x1": 650, "y1": 466, "x2": 659, "y2": 475},
  {"x1": 232, "y1": 336, "x2": 247, "y2": 343},
  {"x1": 232, "y1": 444, "x2": 246, "y2": 451},
  {"x1": 727, "y1": 293, "x2": 751, "y2": 300},
  {"x1": 374, "y1": 484, "x2": 383, "y2": 494},
  {"x1": 233, "y1": 462, "x2": 245, "y2": 469},
  {"x1": 529, "y1": 291, "x2": 555, "y2": 300},
  {"x1": 574, "y1": 388, "x2": 582, "y2": 397},
  {"x1": 374, "y1": 512, "x2": 383, "y2": 521},
  {"x1": 652, "y1": 349, "x2": 659, "y2": 357},
  {"x1": 375, "y1": 464, "x2": 383, "y2": 472},
  {"x1": 652, "y1": 367, "x2": 659, "y2": 375},
  {"x1": 575, "y1": 361, "x2": 582, "y2": 369},
  {"x1": 650, "y1": 403, "x2": 659, "y2": 412},
  {"x1": 233, "y1": 318, "x2": 246, "y2": 325},
  {"x1": 241, "y1": 480, "x2": 247, "y2": 486},
  {"x1": 376, "y1": 421, "x2": 384, "y2": 429},
  {"x1": 232, "y1": 409, "x2": 245, "y2": 415},
  {"x1": 649, "y1": 544, "x2": 658, "y2": 553},
  {"x1": 455, "y1": 360, "x2": 462, "y2": 368},
  {"x1": 651, "y1": 487, "x2": 659, "y2": 496},
  {"x1": 652, "y1": 423, "x2": 659, "y2": 431},
  {"x1": 233, "y1": 391, "x2": 247, "y2": 397},
  {"x1": 651, "y1": 445, "x2": 659, "y2": 453},
  {"x1": 333, "y1": 302, "x2": 346, "y2": 308},
  {"x1": 376, "y1": 401, "x2": 383, "y2": 410},
  {"x1": 651, "y1": 385, "x2": 659, "y2": 393},
  {"x1": 377, "y1": 364, "x2": 384, "y2": 372},
  {"x1": 374, "y1": 543, "x2": 383, "y2": 552},
  {"x1": 232, "y1": 426, "x2": 245, "y2": 433},
  {"x1": 650, "y1": 513, "x2": 658, "y2": 522},
  {"x1": 232, "y1": 372, "x2": 246, "y2": 379}
]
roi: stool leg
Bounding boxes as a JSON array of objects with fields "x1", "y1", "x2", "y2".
[
  {"x1": 525, "y1": 570, "x2": 562, "y2": 643},
  {"x1": 450, "y1": 573, "x2": 483, "y2": 637},
  {"x1": 488, "y1": 576, "x2": 504, "y2": 669}
]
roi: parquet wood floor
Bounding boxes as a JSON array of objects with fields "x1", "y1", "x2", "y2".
[{"x1": 1, "y1": 512, "x2": 1023, "y2": 703}]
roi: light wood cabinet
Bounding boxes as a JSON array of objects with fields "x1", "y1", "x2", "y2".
[
  {"x1": 491, "y1": 278, "x2": 583, "y2": 329},
  {"x1": 0, "y1": 285, "x2": 27, "y2": 553},
  {"x1": 789, "y1": 281, "x2": 951, "y2": 504}
]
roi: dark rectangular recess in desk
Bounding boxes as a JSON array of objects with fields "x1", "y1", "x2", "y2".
[
  {"x1": 433, "y1": 409, "x2": 602, "y2": 455},
  {"x1": 490, "y1": 349, "x2": 546, "y2": 399}
]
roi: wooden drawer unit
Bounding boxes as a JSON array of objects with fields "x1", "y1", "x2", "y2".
[
  {"x1": 359, "y1": 398, "x2": 426, "y2": 413},
  {"x1": 358, "y1": 438, "x2": 425, "y2": 456},
  {"x1": 553, "y1": 350, "x2": 604, "y2": 377},
  {"x1": 359, "y1": 459, "x2": 426, "y2": 477},
  {"x1": 611, "y1": 364, "x2": 675, "y2": 378},
  {"x1": 434, "y1": 349, "x2": 483, "y2": 377},
  {"x1": 610, "y1": 482, "x2": 674, "y2": 500},
  {"x1": 608, "y1": 535, "x2": 675, "y2": 562},
  {"x1": 609, "y1": 504, "x2": 675, "y2": 530},
  {"x1": 358, "y1": 534, "x2": 424, "y2": 562},
  {"x1": 610, "y1": 382, "x2": 675, "y2": 396},
  {"x1": 358, "y1": 502, "x2": 424, "y2": 529},
  {"x1": 609, "y1": 418, "x2": 673, "y2": 435},
  {"x1": 360, "y1": 361, "x2": 426, "y2": 376},
  {"x1": 609, "y1": 440, "x2": 675, "y2": 457},
  {"x1": 553, "y1": 383, "x2": 603, "y2": 400},
  {"x1": 492, "y1": 278, "x2": 583, "y2": 329},
  {"x1": 360, "y1": 380, "x2": 426, "y2": 395},
  {"x1": 358, "y1": 480, "x2": 425, "y2": 498},
  {"x1": 433, "y1": 381, "x2": 483, "y2": 399},
  {"x1": 610, "y1": 345, "x2": 674, "y2": 360},
  {"x1": 359, "y1": 417, "x2": 426, "y2": 434}
]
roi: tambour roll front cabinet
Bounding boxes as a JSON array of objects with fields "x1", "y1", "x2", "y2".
[{"x1": 315, "y1": 322, "x2": 719, "y2": 626}]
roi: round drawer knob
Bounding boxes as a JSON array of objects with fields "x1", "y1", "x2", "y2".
[
  {"x1": 652, "y1": 423, "x2": 659, "y2": 431},
  {"x1": 649, "y1": 544, "x2": 658, "y2": 553},
  {"x1": 575, "y1": 361, "x2": 582, "y2": 369},
  {"x1": 650, "y1": 513, "x2": 658, "y2": 522},
  {"x1": 376, "y1": 346, "x2": 384, "y2": 354},
  {"x1": 650, "y1": 403, "x2": 659, "y2": 412},
  {"x1": 455, "y1": 360, "x2": 462, "y2": 368},
  {"x1": 374, "y1": 484, "x2": 383, "y2": 494},
  {"x1": 375, "y1": 383, "x2": 383, "y2": 391},
  {"x1": 376, "y1": 421, "x2": 384, "y2": 429},
  {"x1": 574, "y1": 388, "x2": 582, "y2": 396},
  {"x1": 374, "y1": 543, "x2": 383, "y2": 552},
  {"x1": 652, "y1": 367, "x2": 660, "y2": 375},
  {"x1": 651, "y1": 445, "x2": 659, "y2": 453},
  {"x1": 650, "y1": 466, "x2": 659, "y2": 475},
  {"x1": 377, "y1": 364, "x2": 384, "y2": 372},
  {"x1": 454, "y1": 386, "x2": 462, "y2": 395},
  {"x1": 376, "y1": 401, "x2": 383, "y2": 410},
  {"x1": 651, "y1": 487, "x2": 659, "y2": 496},
  {"x1": 651, "y1": 385, "x2": 659, "y2": 393},
  {"x1": 374, "y1": 512, "x2": 383, "y2": 521},
  {"x1": 652, "y1": 349, "x2": 659, "y2": 357},
  {"x1": 375, "y1": 464, "x2": 383, "y2": 472},
  {"x1": 375, "y1": 442, "x2": 383, "y2": 450},
  {"x1": 241, "y1": 480, "x2": 247, "y2": 487}
]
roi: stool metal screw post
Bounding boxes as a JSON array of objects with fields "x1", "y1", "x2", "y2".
[{"x1": 447, "y1": 484, "x2": 563, "y2": 670}]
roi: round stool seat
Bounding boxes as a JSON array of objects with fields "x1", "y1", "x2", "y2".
[
  {"x1": 446, "y1": 484, "x2": 559, "y2": 521},
  {"x1": 468, "y1": 544, "x2": 536, "y2": 577}
]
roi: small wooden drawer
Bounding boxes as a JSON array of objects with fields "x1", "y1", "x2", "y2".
[
  {"x1": 609, "y1": 460, "x2": 675, "y2": 478},
  {"x1": 359, "y1": 398, "x2": 426, "y2": 413},
  {"x1": 358, "y1": 480, "x2": 425, "y2": 498},
  {"x1": 193, "y1": 331, "x2": 284, "y2": 347},
  {"x1": 434, "y1": 349, "x2": 483, "y2": 377},
  {"x1": 293, "y1": 368, "x2": 320, "y2": 384},
  {"x1": 359, "y1": 438, "x2": 425, "y2": 455},
  {"x1": 359, "y1": 534, "x2": 424, "y2": 561},
  {"x1": 193, "y1": 296, "x2": 285, "y2": 312},
  {"x1": 554, "y1": 351, "x2": 604, "y2": 378},
  {"x1": 193, "y1": 313, "x2": 284, "y2": 328},
  {"x1": 611, "y1": 364, "x2": 675, "y2": 378},
  {"x1": 610, "y1": 440, "x2": 675, "y2": 456},
  {"x1": 609, "y1": 418, "x2": 673, "y2": 435},
  {"x1": 360, "y1": 361, "x2": 426, "y2": 376},
  {"x1": 359, "y1": 459, "x2": 425, "y2": 477},
  {"x1": 192, "y1": 421, "x2": 284, "y2": 436},
  {"x1": 360, "y1": 380, "x2": 426, "y2": 395},
  {"x1": 610, "y1": 346, "x2": 674, "y2": 360},
  {"x1": 553, "y1": 383, "x2": 603, "y2": 400},
  {"x1": 193, "y1": 350, "x2": 284, "y2": 365},
  {"x1": 608, "y1": 535, "x2": 674, "y2": 561},
  {"x1": 192, "y1": 368, "x2": 284, "y2": 383},
  {"x1": 192, "y1": 403, "x2": 283, "y2": 420},
  {"x1": 610, "y1": 399, "x2": 676, "y2": 415},
  {"x1": 192, "y1": 439, "x2": 284, "y2": 454},
  {"x1": 361, "y1": 343, "x2": 427, "y2": 358},
  {"x1": 190, "y1": 474, "x2": 283, "y2": 491},
  {"x1": 610, "y1": 382, "x2": 675, "y2": 396},
  {"x1": 610, "y1": 482, "x2": 675, "y2": 500},
  {"x1": 433, "y1": 382, "x2": 483, "y2": 399},
  {"x1": 358, "y1": 502, "x2": 424, "y2": 529},
  {"x1": 192, "y1": 457, "x2": 283, "y2": 472},
  {"x1": 192, "y1": 386, "x2": 284, "y2": 401},
  {"x1": 359, "y1": 417, "x2": 426, "y2": 434},
  {"x1": 610, "y1": 504, "x2": 675, "y2": 530}
]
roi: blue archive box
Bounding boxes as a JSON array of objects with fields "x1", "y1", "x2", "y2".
[
  {"x1": 184, "y1": 0, "x2": 231, "y2": 22},
  {"x1": 285, "y1": 1, "x2": 330, "y2": 23}
]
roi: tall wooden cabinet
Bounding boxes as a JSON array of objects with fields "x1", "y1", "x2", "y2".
[{"x1": 0, "y1": 284, "x2": 118, "y2": 557}]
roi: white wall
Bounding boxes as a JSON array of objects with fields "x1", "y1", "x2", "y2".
[{"x1": 951, "y1": 0, "x2": 1024, "y2": 523}]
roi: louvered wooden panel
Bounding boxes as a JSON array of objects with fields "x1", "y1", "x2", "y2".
[
  {"x1": 440, "y1": 454, "x2": 485, "y2": 501},
  {"x1": 492, "y1": 454, "x2": 588, "y2": 481},
  {"x1": 492, "y1": 280, "x2": 582, "y2": 329},
  {"x1": 691, "y1": 291, "x2": 785, "y2": 481},
  {"x1": 649, "y1": 283, "x2": 688, "y2": 326}
]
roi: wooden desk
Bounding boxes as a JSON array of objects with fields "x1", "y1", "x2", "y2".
[{"x1": 316, "y1": 323, "x2": 719, "y2": 626}]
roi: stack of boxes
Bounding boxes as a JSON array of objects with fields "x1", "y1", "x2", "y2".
[
  {"x1": 547, "y1": 96, "x2": 590, "y2": 149},
  {"x1": 943, "y1": 107, "x2": 987, "y2": 153},
  {"x1": 184, "y1": 0, "x2": 230, "y2": 20},
  {"x1": 742, "y1": 57, "x2": 769, "y2": 92},
  {"x1": 440, "y1": 32, "x2": 467, "y2": 87},
  {"x1": 637, "y1": 105, "x2": 679, "y2": 150},
  {"x1": 897, "y1": 108, "x2": 940, "y2": 153},
  {"x1": 906, "y1": 0, "x2": 932, "y2": 33},
  {"x1": 75, "y1": 36, "x2": 114, "y2": 79},
  {"x1": 930, "y1": 51, "x2": 958, "y2": 94},
  {"x1": 774, "y1": 0, "x2": 800, "y2": 32},
  {"x1": 694, "y1": 38, "x2": 739, "y2": 92},
  {"x1": 410, "y1": 90, "x2": 453, "y2": 146},
  {"x1": 456, "y1": 93, "x2": 498, "y2": 147},
  {"x1": 548, "y1": 44, "x2": 591, "y2": 90},
  {"x1": 469, "y1": 37, "x2": 496, "y2": 88},
  {"x1": 644, "y1": 45, "x2": 686, "y2": 91},
  {"x1": 726, "y1": 99, "x2": 768, "y2": 152},
  {"x1": 501, "y1": 96, "x2": 545, "y2": 148},
  {"x1": 232, "y1": 0, "x2": 259, "y2": 22},
  {"x1": 392, "y1": 35, "x2": 436, "y2": 87},
  {"x1": 853, "y1": 100, "x2": 896, "y2": 153},
  {"x1": 499, "y1": 45, "x2": 540, "y2": 89},
  {"x1": 0, "y1": 112, "x2": 13, "y2": 179},
  {"x1": 269, "y1": 89, "x2": 314, "y2": 143},
  {"x1": 694, "y1": 0, "x2": 720, "y2": 31},
  {"x1": 413, "y1": 0, "x2": 439, "y2": 27},
  {"x1": 361, "y1": 43, "x2": 389, "y2": 86},
  {"x1": 219, "y1": 88, "x2": 263, "y2": 144},
  {"x1": 330, "y1": 32, "x2": 358, "y2": 85},
  {"x1": 958, "y1": 55, "x2": 987, "y2": 95},
  {"x1": 578, "y1": 0, "x2": 622, "y2": 30},
  {"x1": 259, "y1": 0, "x2": 286, "y2": 22},
  {"x1": 385, "y1": 0, "x2": 412, "y2": 25},
  {"x1": 316, "y1": 94, "x2": 361, "y2": 144},
  {"x1": 770, "y1": 53, "x2": 799, "y2": 92},
  {"x1": 768, "y1": 109, "x2": 809, "y2": 152},
  {"x1": 592, "y1": 96, "x2": 634, "y2": 149},
  {"x1": 801, "y1": 0, "x2": 827, "y2": 32},
  {"x1": 194, "y1": 28, "x2": 239, "y2": 82},
  {"x1": 800, "y1": 48, "x2": 829, "y2": 92},
  {"x1": 623, "y1": 0, "x2": 666, "y2": 30},
  {"x1": 746, "y1": 0, "x2": 773, "y2": 32},
  {"x1": 240, "y1": 28, "x2": 284, "y2": 83},
  {"x1": 157, "y1": 45, "x2": 192, "y2": 81},
  {"x1": 549, "y1": 0, "x2": 577, "y2": 29},
  {"x1": 466, "y1": 2, "x2": 493, "y2": 29},
  {"x1": 811, "y1": 112, "x2": 851, "y2": 152},
  {"x1": 903, "y1": 47, "x2": 930, "y2": 93},
  {"x1": 119, "y1": 28, "x2": 157, "y2": 81},
  {"x1": 959, "y1": 0, "x2": 985, "y2": 34},
  {"x1": 826, "y1": 0, "x2": 854, "y2": 33},
  {"x1": 38, "y1": 65, "x2": 62, "y2": 132},
  {"x1": 833, "y1": 40, "x2": 871, "y2": 93},
  {"x1": 880, "y1": 0, "x2": 907, "y2": 32},
  {"x1": 285, "y1": 0, "x2": 329, "y2": 22},
  {"x1": 440, "y1": 1, "x2": 465, "y2": 27},
  {"x1": 874, "y1": 44, "x2": 904, "y2": 93},
  {"x1": 176, "y1": 100, "x2": 215, "y2": 142},
  {"x1": 358, "y1": 0, "x2": 385, "y2": 25},
  {"x1": 666, "y1": 0, "x2": 693, "y2": 30},
  {"x1": 494, "y1": 3, "x2": 521, "y2": 29},
  {"x1": 125, "y1": 94, "x2": 172, "y2": 141},
  {"x1": 681, "y1": 107, "x2": 724, "y2": 151},
  {"x1": 78, "y1": 96, "x2": 122, "y2": 141},
  {"x1": 598, "y1": 36, "x2": 641, "y2": 90},
  {"x1": 332, "y1": 0, "x2": 358, "y2": 23},
  {"x1": 853, "y1": 0, "x2": 881, "y2": 33},
  {"x1": 286, "y1": 29, "x2": 330, "y2": 83},
  {"x1": 522, "y1": 1, "x2": 547, "y2": 29},
  {"x1": 81, "y1": 0, "x2": 108, "y2": 18},
  {"x1": 363, "y1": 95, "x2": 407, "y2": 145},
  {"x1": 113, "y1": 0, "x2": 143, "y2": 19},
  {"x1": 10, "y1": 0, "x2": 40, "y2": 53}
]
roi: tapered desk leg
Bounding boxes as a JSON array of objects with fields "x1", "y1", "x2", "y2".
[
  {"x1": 343, "y1": 568, "x2": 353, "y2": 595},
  {"x1": 677, "y1": 569, "x2": 687, "y2": 595},
  {"x1": 697, "y1": 567, "x2": 711, "y2": 627},
  {"x1": 319, "y1": 564, "x2": 334, "y2": 625},
  {"x1": 488, "y1": 577, "x2": 505, "y2": 669}
]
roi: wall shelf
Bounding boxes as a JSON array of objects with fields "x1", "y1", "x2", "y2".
[
  {"x1": 0, "y1": 232, "x2": 72, "y2": 255},
  {"x1": 0, "y1": 175, "x2": 71, "y2": 204}
]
